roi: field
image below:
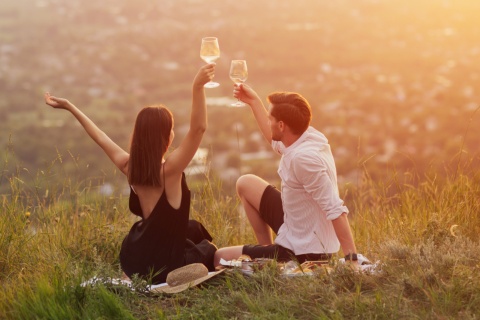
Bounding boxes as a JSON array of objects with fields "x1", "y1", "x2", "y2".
[
  {"x1": 1, "y1": 149, "x2": 479, "y2": 319},
  {"x1": 1, "y1": 0, "x2": 480, "y2": 318}
]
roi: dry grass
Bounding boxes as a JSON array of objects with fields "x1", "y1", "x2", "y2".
[{"x1": 1, "y1": 149, "x2": 479, "y2": 319}]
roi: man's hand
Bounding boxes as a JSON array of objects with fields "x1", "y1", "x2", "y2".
[
  {"x1": 343, "y1": 254, "x2": 361, "y2": 270},
  {"x1": 342, "y1": 253, "x2": 374, "y2": 271},
  {"x1": 233, "y1": 83, "x2": 261, "y2": 106}
]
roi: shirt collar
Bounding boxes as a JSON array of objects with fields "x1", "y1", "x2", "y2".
[{"x1": 283, "y1": 127, "x2": 311, "y2": 155}]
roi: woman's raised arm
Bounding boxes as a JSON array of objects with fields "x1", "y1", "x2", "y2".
[
  {"x1": 166, "y1": 63, "x2": 215, "y2": 173},
  {"x1": 44, "y1": 93, "x2": 130, "y2": 174}
]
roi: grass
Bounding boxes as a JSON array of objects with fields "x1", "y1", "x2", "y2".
[{"x1": 1, "y1": 146, "x2": 480, "y2": 319}]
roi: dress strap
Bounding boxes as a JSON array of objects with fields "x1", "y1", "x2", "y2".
[{"x1": 162, "y1": 159, "x2": 167, "y2": 190}]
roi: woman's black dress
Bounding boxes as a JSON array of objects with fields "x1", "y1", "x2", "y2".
[{"x1": 120, "y1": 173, "x2": 216, "y2": 284}]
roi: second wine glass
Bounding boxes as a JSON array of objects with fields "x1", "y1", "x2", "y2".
[
  {"x1": 229, "y1": 60, "x2": 248, "y2": 107},
  {"x1": 200, "y1": 37, "x2": 220, "y2": 88}
]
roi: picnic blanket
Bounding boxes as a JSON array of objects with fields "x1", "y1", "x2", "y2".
[
  {"x1": 81, "y1": 255, "x2": 379, "y2": 293},
  {"x1": 220, "y1": 253, "x2": 379, "y2": 276},
  {"x1": 80, "y1": 271, "x2": 221, "y2": 293}
]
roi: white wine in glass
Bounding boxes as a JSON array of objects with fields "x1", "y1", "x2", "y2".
[
  {"x1": 229, "y1": 60, "x2": 248, "y2": 107},
  {"x1": 200, "y1": 37, "x2": 220, "y2": 88}
]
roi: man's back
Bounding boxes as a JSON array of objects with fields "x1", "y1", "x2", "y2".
[{"x1": 273, "y1": 126, "x2": 348, "y2": 254}]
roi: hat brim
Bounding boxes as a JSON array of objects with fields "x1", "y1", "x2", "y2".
[{"x1": 150, "y1": 269, "x2": 225, "y2": 294}]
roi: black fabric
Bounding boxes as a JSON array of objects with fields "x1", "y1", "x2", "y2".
[
  {"x1": 120, "y1": 173, "x2": 216, "y2": 284},
  {"x1": 186, "y1": 220, "x2": 213, "y2": 244},
  {"x1": 294, "y1": 253, "x2": 332, "y2": 262},
  {"x1": 185, "y1": 220, "x2": 216, "y2": 271},
  {"x1": 128, "y1": 186, "x2": 143, "y2": 218},
  {"x1": 242, "y1": 245, "x2": 332, "y2": 263},
  {"x1": 242, "y1": 244, "x2": 295, "y2": 262},
  {"x1": 185, "y1": 239, "x2": 217, "y2": 271},
  {"x1": 259, "y1": 185, "x2": 284, "y2": 234}
]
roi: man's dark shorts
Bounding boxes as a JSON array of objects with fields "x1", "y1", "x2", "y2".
[{"x1": 242, "y1": 185, "x2": 332, "y2": 263}]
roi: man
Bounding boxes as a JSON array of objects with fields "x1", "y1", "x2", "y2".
[{"x1": 214, "y1": 83, "x2": 362, "y2": 266}]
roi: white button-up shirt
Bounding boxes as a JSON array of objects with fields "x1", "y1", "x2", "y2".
[{"x1": 272, "y1": 126, "x2": 348, "y2": 254}]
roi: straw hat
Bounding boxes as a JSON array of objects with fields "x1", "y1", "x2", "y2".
[{"x1": 151, "y1": 263, "x2": 225, "y2": 294}]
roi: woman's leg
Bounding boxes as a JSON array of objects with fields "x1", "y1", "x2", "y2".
[{"x1": 236, "y1": 174, "x2": 272, "y2": 245}]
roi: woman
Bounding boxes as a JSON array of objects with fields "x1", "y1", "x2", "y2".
[{"x1": 44, "y1": 63, "x2": 217, "y2": 284}]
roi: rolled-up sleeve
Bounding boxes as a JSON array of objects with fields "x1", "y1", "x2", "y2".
[{"x1": 291, "y1": 152, "x2": 348, "y2": 220}]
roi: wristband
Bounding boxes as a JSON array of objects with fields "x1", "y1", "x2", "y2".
[{"x1": 344, "y1": 253, "x2": 358, "y2": 261}]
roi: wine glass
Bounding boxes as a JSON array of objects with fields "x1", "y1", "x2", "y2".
[
  {"x1": 229, "y1": 60, "x2": 248, "y2": 107},
  {"x1": 200, "y1": 37, "x2": 220, "y2": 88}
]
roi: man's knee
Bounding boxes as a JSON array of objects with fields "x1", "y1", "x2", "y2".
[{"x1": 236, "y1": 174, "x2": 258, "y2": 196}]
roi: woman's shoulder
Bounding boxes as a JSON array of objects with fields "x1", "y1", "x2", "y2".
[{"x1": 163, "y1": 160, "x2": 186, "y2": 177}]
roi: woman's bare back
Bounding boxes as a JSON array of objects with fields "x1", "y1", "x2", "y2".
[{"x1": 131, "y1": 165, "x2": 183, "y2": 219}]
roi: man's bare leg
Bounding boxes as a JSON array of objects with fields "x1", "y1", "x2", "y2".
[
  {"x1": 214, "y1": 246, "x2": 243, "y2": 267},
  {"x1": 236, "y1": 174, "x2": 272, "y2": 245}
]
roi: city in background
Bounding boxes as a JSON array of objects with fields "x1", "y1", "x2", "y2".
[{"x1": 1, "y1": 0, "x2": 479, "y2": 199}]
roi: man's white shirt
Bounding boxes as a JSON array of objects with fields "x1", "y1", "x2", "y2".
[{"x1": 272, "y1": 126, "x2": 348, "y2": 254}]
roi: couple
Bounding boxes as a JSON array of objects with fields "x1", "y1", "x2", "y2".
[{"x1": 45, "y1": 63, "x2": 361, "y2": 285}]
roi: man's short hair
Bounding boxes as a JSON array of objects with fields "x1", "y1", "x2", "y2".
[{"x1": 267, "y1": 92, "x2": 312, "y2": 135}]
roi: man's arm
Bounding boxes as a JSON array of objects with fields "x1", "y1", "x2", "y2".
[
  {"x1": 331, "y1": 213, "x2": 357, "y2": 256},
  {"x1": 234, "y1": 84, "x2": 272, "y2": 144},
  {"x1": 292, "y1": 152, "x2": 357, "y2": 256}
]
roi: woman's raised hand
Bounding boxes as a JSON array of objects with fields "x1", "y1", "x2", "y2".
[
  {"x1": 44, "y1": 92, "x2": 72, "y2": 110},
  {"x1": 193, "y1": 63, "x2": 216, "y2": 89}
]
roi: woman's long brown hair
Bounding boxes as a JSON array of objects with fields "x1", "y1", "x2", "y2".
[{"x1": 128, "y1": 105, "x2": 173, "y2": 186}]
